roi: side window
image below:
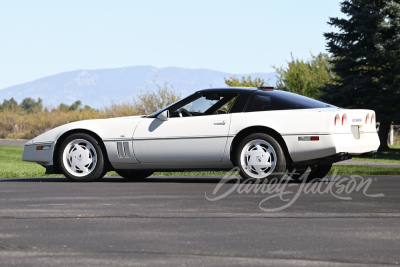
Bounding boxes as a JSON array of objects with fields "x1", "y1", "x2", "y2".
[
  {"x1": 169, "y1": 93, "x2": 238, "y2": 117},
  {"x1": 247, "y1": 92, "x2": 297, "y2": 112},
  {"x1": 247, "y1": 94, "x2": 272, "y2": 112},
  {"x1": 220, "y1": 98, "x2": 236, "y2": 112},
  {"x1": 246, "y1": 90, "x2": 333, "y2": 112},
  {"x1": 180, "y1": 97, "x2": 219, "y2": 114}
]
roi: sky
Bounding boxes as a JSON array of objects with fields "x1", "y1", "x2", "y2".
[{"x1": 0, "y1": 0, "x2": 343, "y2": 90}]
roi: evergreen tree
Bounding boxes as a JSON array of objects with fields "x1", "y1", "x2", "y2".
[{"x1": 321, "y1": 0, "x2": 400, "y2": 150}]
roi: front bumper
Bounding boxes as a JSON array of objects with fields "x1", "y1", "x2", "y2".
[{"x1": 22, "y1": 142, "x2": 55, "y2": 166}]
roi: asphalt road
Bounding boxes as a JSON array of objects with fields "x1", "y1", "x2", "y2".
[
  {"x1": 0, "y1": 139, "x2": 27, "y2": 147},
  {"x1": 0, "y1": 175, "x2": 399, "y2": 266}
]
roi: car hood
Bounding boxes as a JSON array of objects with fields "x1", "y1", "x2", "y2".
[{"x1": 28, "y1": 115, "x2": 146, "y2": 145}]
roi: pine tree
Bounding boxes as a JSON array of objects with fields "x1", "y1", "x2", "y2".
[{"x1": 321, "y1": 0, "x2": 400, "y2": 150}]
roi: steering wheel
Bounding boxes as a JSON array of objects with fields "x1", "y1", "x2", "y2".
[{"x1": 178, "y1": 108, "x2": 192, "y2": 117}]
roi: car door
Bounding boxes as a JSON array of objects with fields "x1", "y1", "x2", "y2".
[{"x1": 132, "y1": 114, "x2": 231, "y2": 163}]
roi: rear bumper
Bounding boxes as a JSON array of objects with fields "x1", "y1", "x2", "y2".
[
  {"x1": 283, "y1": 132, "x2": 380, "y2": 162},
  {"x1": 292, "y1": 150, "x2": 377, "y2": 168},
  {"x1": 333, "y1": 132, "x2": 380, "y2": 155}
]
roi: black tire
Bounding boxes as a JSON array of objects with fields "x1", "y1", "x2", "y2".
[
  {"x1": 115, "y1": 170, "x2": 154, "y2": 180},
  {"x1": 290, "y1": 163, "x2": 332, "y2": 182},
  {"x1": 235, "y1": 133, "x2": 286, "y2": 182},
  {"x1": 57, "y1": 133, "x2": 107, "y2": 182}
]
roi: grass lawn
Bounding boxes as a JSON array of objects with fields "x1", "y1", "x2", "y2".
[
  {"x1": 0, "y1": 145, "x2": 399, "y2": 179},
  {"x1": 389, "y1": 144, "x2": 400, "y2": 149},
  {"x1": 352, "y1": 149, "x2": 400, "y2": 163},
  {"x1": 0, "y1": 145, "x2": 229, "y2": 178}
]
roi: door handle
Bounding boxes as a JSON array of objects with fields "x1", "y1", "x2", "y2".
[{"x1": 214, "y1": 120, "x2": 226, "y2": 125}]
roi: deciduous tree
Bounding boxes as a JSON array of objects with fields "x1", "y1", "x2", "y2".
[
  {"x1": 224, "y1": 76, "x2": 266, "y2": 87},
  {"x1": 20, "y1": 97, "x2": 43, "y2": 113},
  {"x1": 274, "y1": 53, "x2": 335, "y2": 99},
  {"x1": 134, "y1": 82, "x2": 181, "y2": 115}
]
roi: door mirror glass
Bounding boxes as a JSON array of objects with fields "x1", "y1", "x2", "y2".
[{"x1": 157, "y1": 110, "x2": 169, "y2": 121}]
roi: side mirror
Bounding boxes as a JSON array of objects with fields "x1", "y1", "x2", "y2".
[{"x1": 157, "y1": 110, "x2": 169, "y2": 121}]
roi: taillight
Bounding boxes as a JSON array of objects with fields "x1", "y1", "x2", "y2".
[
  {"x1": 334, "y1": 114, "x2": 340, "y2": 126},
  {"x1": 366, "y1": 114, "x2": 370, "y2": 124},
  {"x1": 342, "y1": 114, "x2": 347, "y2": 125},
  {"x1": 371, "y1": 113, "x2": 375, "y2": 124}
]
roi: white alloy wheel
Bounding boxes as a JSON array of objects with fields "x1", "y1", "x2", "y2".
[
  {"x1": 62, "y1": 139, "x2": 97, "y2": 177},
  {"x1": 240, "y1": 139, "x2": 277, "y2": 179}
]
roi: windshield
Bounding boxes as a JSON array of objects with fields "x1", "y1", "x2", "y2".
[
  {"x1": 147, "y1": 92, "x2": 238, "y2": 118},
  {"x1": 147, "y1": 102, "x2": 176, "y2": 117}
]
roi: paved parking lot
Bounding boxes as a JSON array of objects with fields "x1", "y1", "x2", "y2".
[{"x1": 0, "y1": 175, "x2": 399, "y2": 266}]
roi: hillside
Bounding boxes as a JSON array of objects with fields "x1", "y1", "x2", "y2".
[{"x1": 0, "y1": 66, "x2": 277, "y2": 108}]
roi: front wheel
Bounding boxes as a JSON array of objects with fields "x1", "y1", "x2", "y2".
[
  {"x1": 58, "y1": 133, "x2": 107, "y2": 182},
  {"x1": 235, "y1": 133, "x2": 286, "y2": 182},
  {"x1": 115, "y1": 170, "x2": 154, "y2": 180}
]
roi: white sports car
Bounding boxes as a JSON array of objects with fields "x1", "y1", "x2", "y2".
[{"x1": 22, "y1": 87, "x2": 380, "y2": 182}]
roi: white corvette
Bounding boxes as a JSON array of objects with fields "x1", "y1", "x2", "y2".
[{"x1": 22, "y1": 87, "x2": 380, "y2": 182}]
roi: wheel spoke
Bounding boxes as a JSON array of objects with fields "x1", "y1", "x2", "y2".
[
  {"x1": 263, "y1": 161, "x2": 271, "y2": 168},
  {"x1": 267, "y1": 146, "x2": 275, "y2": 155},
  {"x1": 67, "y1": 146, "x2": 79, "y2": 158},
  {"x1": 244, "y1": 150, "x2": 257, "y2": 158},
  {"x1": 253, "y1": 164, "x2": 265, "y2": 175},
  {"x1": 255, "y1": 144, "x2": 264, "y2": 152},
  {"x1": 80, "y1": 166, "x2": 90, "y2": 174}
]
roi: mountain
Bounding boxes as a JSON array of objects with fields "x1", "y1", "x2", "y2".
[{"x1": 0, "y1": 66, "x2": 277, "y2": 108}]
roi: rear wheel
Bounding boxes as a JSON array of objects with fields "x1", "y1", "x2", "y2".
[
  {"x1": 115, "y1": 170, "x2": 154, "y2": 180},
  {"x1": 235, "y1": 133, "x2": 286, "y2": 182},
  {"x1": 58, "y1": 133, "x2": 107, "y2": 182}
]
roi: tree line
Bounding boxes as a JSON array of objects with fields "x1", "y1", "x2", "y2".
[
  {"x1": 0, "y1": 82, "x2": 180, "y2": 139},
  {"x1": 0, "y1": 97, "x2": 94, "y2": 114}
]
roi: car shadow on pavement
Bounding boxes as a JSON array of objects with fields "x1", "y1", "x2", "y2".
[{"x1": 0, "y1": 176, "x2": 309, "y2": 184}]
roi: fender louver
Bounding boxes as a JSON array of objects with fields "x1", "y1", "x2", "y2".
[{"x1": 117, "y1": 142, "x2": 132, "y2": 158}]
